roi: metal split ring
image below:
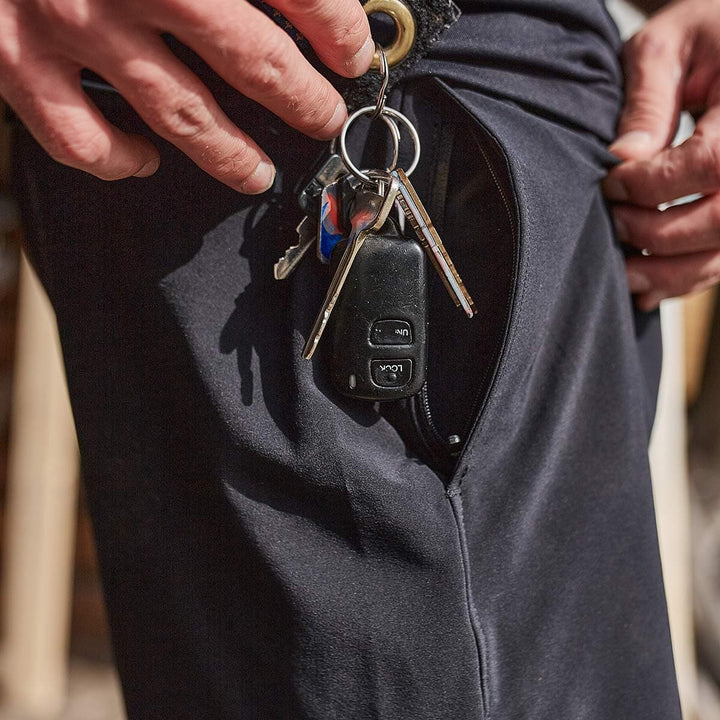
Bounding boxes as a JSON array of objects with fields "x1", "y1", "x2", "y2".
[
  {"x1": 339, "y1": 105, "x2": 421, "y2": 184},
  {"x1": 382, "y1": 114, "x2": 401, "y2": 171},
  {"x1": 364, "y1": 0, "x2": 416, "y2": 69},
  {"x1": 370, "y1": 44, "x2": 390, "y2": 120}
]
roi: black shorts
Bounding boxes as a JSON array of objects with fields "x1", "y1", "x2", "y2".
[{"x1": 12, "y1": 1, "x2": 681, "y2": 717}]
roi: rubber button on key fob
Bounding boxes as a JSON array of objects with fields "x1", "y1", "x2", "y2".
[
  {"x1": 371, "y1": 359, "x2": 413, "y2": 387},
  {"x1": 370, "y1": 320, "x2": 413, "y2": 345}
]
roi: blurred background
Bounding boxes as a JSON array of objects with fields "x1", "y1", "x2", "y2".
[
  {"x1": 0, "y1": 96, "x2": 126, "y2": 719},
  {"x1": 0, "y1": 1, "x2": 717, "y2": 718}
]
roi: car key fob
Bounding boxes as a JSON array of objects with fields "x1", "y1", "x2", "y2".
[{"x1": 328, "y1": 216, "x2": 428, "y2": 400}]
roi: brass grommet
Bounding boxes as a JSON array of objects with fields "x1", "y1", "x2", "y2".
[{"x1": 364, "y1": 0, "x2": 416, "y2": 69}]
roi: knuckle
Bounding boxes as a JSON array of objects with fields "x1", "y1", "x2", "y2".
[
  {"x1": 326, "y1": 9, "x2": 368, "y2": 52},
  {"x1": 45, "y1": 126, "x2": 110, "y2": 171},
  {"x1": 211, "y1": 145, "x2": 258, "y2": 182},
  {"x1": 693, "y1": 136, "x2": 720, "y2": 188},
  {"x1": 626, "y1": 27, "x2": 667, "y2": 62},
  {"x1": 150, "y1": 0, "x2": 203, "y2": 26},
  {"x1": 623, "y1": 25, "x2": 683, "y2": 89},
  {"x1": 240, "y1": 38, "x2": 289, "y2": 98},
  {"x1": 294, "y1": 82, "x2": 335, "y2": 132},
  {"x1": 145, "y1": 89, "x2": 215, "y2": 141},
  {"x1": 36, "y1": 0, "x2": 91, "y2": 33},
  {"x1": 0, "y1": 25, "x2": 22, "y2": 70},
  {"x1": 653, "y1": 153, "x2": 682, "y2": 195}
]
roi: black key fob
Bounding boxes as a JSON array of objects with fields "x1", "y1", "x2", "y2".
[{"x1": 328, "y1": 218, "x2": 428, "y2": 400}]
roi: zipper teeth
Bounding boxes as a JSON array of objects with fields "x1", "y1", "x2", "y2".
[
  {"x1": 420, "y1": 383, "x2": 446, "y2": 448},
  {"x1": 418, "y1": 108, "x2": 456, "y2": 464},
  {"x1": 456, "y1": 136, "x2": 517, "y2": 447},
  {"x1": 421, "y1": 102, "x2": 517, "y2": 465},
  {"x1": 408, "y1": 390, "x2": 448, "y2": 473}
]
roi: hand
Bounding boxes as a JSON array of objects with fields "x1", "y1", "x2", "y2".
[
  {"x1": 603, "y1": 0, "x2": 720, "y2": 310},
  {"x1": 0, "y1": 0, "x2": 374, "y2": 193}
]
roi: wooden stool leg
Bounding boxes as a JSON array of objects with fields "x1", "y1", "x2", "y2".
[
  {"x1": 650, "y1": 300, "x2": 697, "y2": 720},
  {"x1": 684, "y1": 288, "x2": 718, "y2": 406},
  {"x1": 1, "y1": 253, "x2": 79, "y2": 717}
]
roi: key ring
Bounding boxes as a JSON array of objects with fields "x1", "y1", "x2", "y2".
[
  {"x1": 368, "y1": 45, "x2": 399, "y2": 171},
  {"x1": 331, "y1": 112, "x2": 399, "y2": 171},
  {"x1": 370, "y1": 45, "x2": 390, "y2": 120},
  {"x1": 383, "y1": 115, "x2": 400, "y2": 171},
  {"x1": 339, "y1": 106, "x2": 420, "y2": 184}
]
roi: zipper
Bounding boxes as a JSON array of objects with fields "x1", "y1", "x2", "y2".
[
  {"x1": 420, "y1": 382, "x2": 445, "y2": 448},
  {"x1": 410, "y1": 93, "x2": 460, "y2": 473},
  {"x1": 411, "y1": 79, "x2": 519, "y2": 474},
  {"x1": 405, "y1": 386, "x2": 456, "y2": 477},
  {"x1": 449, "y1": 125, "x2": 519, "y2": 474}
]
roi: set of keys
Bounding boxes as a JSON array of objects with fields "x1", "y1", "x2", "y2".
[{"x1": 273, "y1": 52, "x2": 476, "y2": 400}]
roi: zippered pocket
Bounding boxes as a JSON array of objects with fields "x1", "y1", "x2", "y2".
[{"x1": 382, "y1": 77, "x2": 519, "y2": 478}]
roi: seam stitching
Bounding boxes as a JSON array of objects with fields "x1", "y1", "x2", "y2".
[{"x1": 448, "y1": 489, "x2": 490, "y2": 719}]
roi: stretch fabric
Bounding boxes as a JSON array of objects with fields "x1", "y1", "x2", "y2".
[{"x1": 12, "y1": 1, "x2": 681, "y2": 718}]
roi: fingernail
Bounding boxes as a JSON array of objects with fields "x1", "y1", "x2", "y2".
[
  {"x1": 239, "y1": 160, "x2": 276, "y2": 195},
  {"x1": 345, "y1": 35, "x2": 375, "y2": 77},
  {"x1": 133, "y1": 157, "x2": 160, "y2": 178},
  {"x1": 626, "y1": 268, "x2": 652, "y2": 293},
  {"x1": 313, "y1": 101, "x2": 347, "y2": 140},
  {"x1": 612, "y1": 211, "x2": 629, "y2": 242},
  {"x1": 602, "y1": 174, "x2": 629, "y2": 202},
  {"x1": 609, "y1": 130, "x2": 653, "y2": 159}
]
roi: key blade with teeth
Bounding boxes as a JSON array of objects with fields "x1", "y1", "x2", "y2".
[
  {"x1": 274, "y1": 216, "x2": 316, "y2": 280},
  {"x1": 302, "y1": 175, "x2": 400, "y2": 360},
  {"x1": 393, "y1": 168, "x2": 476, "y2": 317}
]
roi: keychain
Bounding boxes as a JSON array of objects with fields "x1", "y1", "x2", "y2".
[{"x1": 273, "y1": 46, "x2": 475, "y2": 400}]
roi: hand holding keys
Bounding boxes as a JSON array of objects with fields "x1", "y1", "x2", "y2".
[{"x1": 271, "y1": 48, "x2": 476, "y2": 399}]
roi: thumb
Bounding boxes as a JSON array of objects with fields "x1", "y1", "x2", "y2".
[{"x1": 610, "y1": 22, "x2": 687, "y2": 161}]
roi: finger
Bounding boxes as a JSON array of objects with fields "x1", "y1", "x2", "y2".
[
  {"x1": 272, "y1": 0, "x2": 374, "y2": 78},
  {"x1": 609, "y1": 21, "x2": 687, "y2": 161},
  {"x1": 683, "y1": 59, "x2": 719, "y2": 112},
  {"x1": 1, "y1": 57, "x2": 160, "y2": 180},
  {"x1": 156, "y1": 0, "x2": 348, "y2": 140},
  {"x1": 682, "y1": 13, "x2": 720, "y2": 111},
  {"x1": 626, "y1": 248, "x2": 720, "y2": 310},
  {"x1": 93, "y1": 33, "x2": 276, "y2": 194},
  {"x1": 603, "y1": 104, "x2": 720, "y2": 206},
  {"x1": 612, "y1": 192, "x2": 720, "y2": 255}
]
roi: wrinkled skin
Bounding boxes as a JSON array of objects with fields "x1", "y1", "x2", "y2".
[
  {"x1": 0, "y1": 0, "x2": 374, "y2": 193},
  {"x1": 0, "y1": 0, "x2": 718, "y2": 304},
  {"x1": 606, "y1": 0, "x2": 720, "y2": 309}
]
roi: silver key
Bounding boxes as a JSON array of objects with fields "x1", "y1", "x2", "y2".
[
  {"x1": 297, "y1": 153, "x2": 348, "y2": 217},
  {"x1": 393, "y1": 168, "x2": 476, "y2": 318},
  {"x1": 275, "y1": 153, "x2": 350, "y2": 280},
  {"x1": 274, "y1": 216, "x2": 316, "y2": 280},
  {"x1": 302, "y1": 174, "x2": 400, "y2": 360}
]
